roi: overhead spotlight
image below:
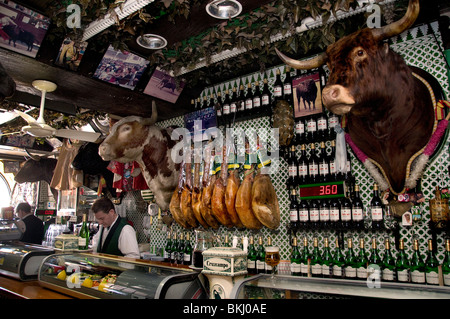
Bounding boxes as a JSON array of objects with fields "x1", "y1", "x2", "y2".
[
  {"x1": 206, "y1": 0, "x2": 242, "y2": 19},
  {"x1": 136, "y1": 34, "x2": 167, "y2": 50}
]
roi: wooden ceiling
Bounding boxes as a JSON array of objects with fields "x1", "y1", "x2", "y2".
[{"x1": 1, "y1": 0, "x2": 275, "y2": 122}]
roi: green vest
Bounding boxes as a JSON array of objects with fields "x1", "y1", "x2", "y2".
[{"x1": 97, "y1": 216, "x2": 129, "y2": 256}]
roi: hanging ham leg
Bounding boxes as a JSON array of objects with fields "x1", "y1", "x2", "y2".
[
  {"x1": 235, "y1": 165, "x2": 262, "y2": 230},
  {"x1": 251, "y1": 168, "x2": 280, "y2": 230},
  {"x1": 200, "y1": 144, "x2": 220, "y2": 229},
  {"x1": 192, "y1": 157, "x2": 209, "y2": 229},
  {"x1": 225, "y1": 143, "x2": 244, "y2": 228},
  {"x1": 180, "y1": 157, "x2": 198, "y2": 228},
  {"x1": 211, "y1": 145, "x2": 234, "y2": 228},
  {"x1": 169, "y1": 162, "x2": 190, "y2": 229}
]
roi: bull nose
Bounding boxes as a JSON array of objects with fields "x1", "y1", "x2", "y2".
[{"x1": 322, "y1": 85, "x2": 355, "y2": 106}]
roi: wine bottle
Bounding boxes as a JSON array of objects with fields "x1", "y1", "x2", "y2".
[
  {"x1": 190, "y1": 99, "x2": 195, "y2": 111},
  {"x1": 300, "y1": 237, "x2": 310, "y2": 277},
  {"x1": 253, "y1": 81, "x2": 262, "y2": 114},
  {"x1": 164, "y1": 232, "x2": 172, "y2": 262},
  {"x1": 261, "y1": 78, "x2": 271, "y2": 115},
  {"x1": 308, "y1": 143, "x2": 320, "y2": 183},
  {"x1": 298, "y1": 144, "x2": 309, "y2": 184},
  {"x1": 298, "y1": 198, "x2": 310, "y2": 230},
  {"x1": 329, "y1": 197, "x2": 341, "y2": 230},
  {"x1": 410, "y1": 239, "x2": 426, "y2": 284},
  {"x1": 309, "y1": 198, "x2": 320, "y2": 230},
  {"x1": 184, "y1": 232, "x2": 193, "y2": 265},
  {"x1": 317, "y1": 112, "x2": 329, "y2": 142},
  {"x1": 328, "y1": 112, "x2": 339, "y2": 140},
  {"x1": 310, "y1": 237, "x2": 323, "y2": 277},
  {"x1": 355, "y1": 238, "x2": 368, "y2": 280},
  {"x1": 332, "y1": 237, "x2": 346, "y2": 279},
  {"x1": 195, "y1": 97, "x2": 201, "y2": 110},
  {"x1": 425, "y1": 239, "x2": 440, "y2": 285},
  {"x1": 256, "y1": 236, "x2": 266, "y2": 274},
  {"x1": 273, "y1": 69, "x2": 283, "y2": 103},
  {"x1": 247, "y1": 236, "x2": 257, "y2": 275},
  {"x1": 382, "y1": 238, "x2": 396, "y2": 282},
  {"x1": 306, "y1": 116, "x2": 317, "y2": 143},
  {"x1": 229, "y1": 86, "x2": 238, "y2": 123},
  {"x1": 295, "y1": 118, "x2": 307, "y2": 146},
  {"x1": 222, "y1": 89, "x2": 231, "y2": 125},
  {"x1": 352, "y1": 184, "x2": 365, "y2": 230},
  {"x1": 170, "y1": 232, "x2": 178, "y2": 264},
  {"x1": 344, "y1": 238, "x2": 357, "y2": 280},
  {"x1": 177, "y1": 232, "x2": 185, "y2": 264},
  {"x1": 321, "y1": 237, "x2": 333, "y2": 278},
  {"x1": 202, "y1": 95, "x2": 208, "y2": 109},
  {"x1": 442, "y1": 239, "x2": 450, "y2": 286},
  {"x1": 283, "y1": 66, "x2": 293, "y2": 105},
  {"x1": 245, "y1": 83, "x2": 254, "y2": 116},
  {"x1": 319, "y1": 198, "x2": 330, "y2": 229},
  {"x1": 78, "y1": 213, "x2": 90, "y2": 250},
  {"x1": 370, "y1": 183, "x2": 384, "y2": 230},
  {"x1": 340, "y1": 190, "x2": 352, "y2": 230},
  {"x1": 368, "y1": 237, "x2": 382, "y2": 280},
  {"x1": 395, "y1": 239, "x2": 410, "y2": 282},
  {"x1": 237, "y1": 84, "x2": 246, "y2": 116},
  {"x1": 215, "y1": 92, "x2": 222, "y2": 126},
  {"x1": 289, "y1": 188, "x2": 300, "y2": 231},
  {"x1": 343, "y1": 149, "x2": 353, "y2": 181},
  {"x1": 287, "y1": 144, "x2": 299, "y2": 189},
  {"x1": 223, "y1": 233, "x2": 231, "y2": 247},
  {"x1": 329, "y1": 140, "x2": 337, "y2": 182},
  {"x1": 290, "y1": 236, "x2": 302, "y2": 276},
  {"x1": 318, "y1": 141, "x2": 330, "y2": 183}
]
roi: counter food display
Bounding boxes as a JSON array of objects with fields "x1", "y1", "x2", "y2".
[
  {"x1": 230, "y1": 274, "x2": 450, "y2": 299},
  {"x1": 38, "y1": 253, "x2": 208, "y2": 299}
]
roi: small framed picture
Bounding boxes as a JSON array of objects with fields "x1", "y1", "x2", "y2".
[
  {"x1": 0, "y1": 0, "x2": 50, "y2": 58},
  {"x1": 402, "y1": 211, "x2": 413, "y2": 227},
  {"x1": 55, "y1": 37, "x2": 88, "y2": 71},
  {"x1": 93, "y1": 44, "x2": 149, "y2": 90},
  {"x1": 143, "y1": 67, "x2": 185, "y2": 103},
  {"x1": 292, "y1": 70, "x2": 323, "y2": 118}
]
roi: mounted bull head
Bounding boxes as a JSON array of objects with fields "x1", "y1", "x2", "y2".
[
  {"x1": 276, "y1": 0, "x2": 438, "y2": 194},
  {"x1": 99, "y1": 101, "x2": 181, "y2": 210}
]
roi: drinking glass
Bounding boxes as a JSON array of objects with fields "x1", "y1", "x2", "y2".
[{"x1": 265, "y1": 246, "x2": 280, "y2": 279}]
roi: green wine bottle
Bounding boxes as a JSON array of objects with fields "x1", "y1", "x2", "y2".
[
  {"x1": 164, "y1": 232, "x2": 172, "y2": 262},
  {"x1": 321, "y1": 237, "x2": 333, "y2": 278},
  {"x1": 442, "y1": 239, "x2": 450, "y2": 286},
  {"x1": 300, "y1": 237, "x2": 310, "y2": 277},
  {"x1": 183, "y1": 232, "x2": 193, "y2": 265},
  {"x1": 410, "y1": 239, "x2": 426, "y2": 284},
  {"x1": 78, "y1": 214, "x2": 90, "y2": 250},
  {"x1": 368, "y1": 237, "x2": 382, "y2": 280},
  {"x1": 310, "y1": 237, "x2": 323, "y2": 277},
  {"x1": 247, "y1": 236, "x2": 258, "y2": 275},
  {"x1": 395, "y1": 239, "x2": 410, "y2": 283},
  {"x1": 344, "y1": 238, "x2": 357, "y2": 279},
  {"x1": 290, "y1": 237, "x2": 302, "y2": 276},
  {"x1": 332, "y1": 237, "x2": 346, "y2": 279},
  {"x1": 256, "y1": 236, "x2": 266, "y2": 274},
  {"x1": 382, "y1": 238, "x2": 396, "y2": 282},
  {"x1": 425, "y1": 239, "x2": 440, "y2": 285},
  {"x1": 355, "y1": 238, "x2": 368, "y2": 280}
]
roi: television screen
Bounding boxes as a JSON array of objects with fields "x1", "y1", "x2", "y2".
[
  {"x1": 93, "y1": 44, "x2": 149, "y2": 90},
  {"x1": 0, "y1": 0, "x2": 50, "y2": 58}
]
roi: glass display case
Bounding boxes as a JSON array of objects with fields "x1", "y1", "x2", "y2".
[
  {"x1": 0, "y1": 241, "x2": 55, "y2": 281},
  {"x1": 38, "y1": 253, "x2": 208, "y2": 299},
  {"x1": 0, "y1": 219, "x2": 23, "y2": 241},
  {"x1": 230, "y1": 274, "x2": 450, "y2": 299}
]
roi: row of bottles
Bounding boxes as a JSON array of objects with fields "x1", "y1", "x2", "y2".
[
  {"x1": 294, "y1": 112, "x2": 340, "y2": 145},
  {"x1": 290, "y1": 236, "x2": 450, "y2": 286},
  {"x1": 163, "y1": 232, "x2": 193, "y2": 265},
  {"x1": 289, "y1": 184, "x2": 386, "y2": 231},
  {"x1": 287, "y1": 141, "x2": 351, "y2": 187}
]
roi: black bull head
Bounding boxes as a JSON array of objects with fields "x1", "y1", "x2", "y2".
[{"x1": 276, "y1": 0, "x2": 442, "y2": 194}]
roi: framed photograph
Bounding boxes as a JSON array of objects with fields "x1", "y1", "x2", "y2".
[
  {"x1": 143, "y1": 67, "x2": 185, "y2": 103},
  {"x1": 55, "y1": 37, "x2": 88, "y2": 71},
  {"x1": 93, "y1": 44, "x2": 149, "y2": 90},
  {"x1": 0, "y1": 0, "x2": 50, "y2": 58},
  {"x1": 292, "y1": 71, "x2": 323, "y2": 118}
]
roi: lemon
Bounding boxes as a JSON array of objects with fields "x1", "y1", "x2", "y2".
[
  {"x1": 98, "y1": 282, "x2": 110, "y2": 292},
  {"x1": 56, "y1": 270, "x2": 66, "y2": 280},
  {"x1": 82, "y1": 277, "x2": 93, "y2": 288}
]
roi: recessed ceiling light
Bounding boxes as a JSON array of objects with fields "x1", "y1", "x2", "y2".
[
  {"x1": 206, "y1": 0, "x2": 242, "y2": 19},
  {"x1": 136, "y1": 34, "x2": 168, "y2": 49}
]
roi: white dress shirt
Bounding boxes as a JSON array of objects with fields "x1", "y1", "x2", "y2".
[{"x1": 92, "y1": 216, "x2": 140, "y2": 259}]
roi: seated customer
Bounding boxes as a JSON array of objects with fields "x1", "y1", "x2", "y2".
[
  {"x1": 91, "y1": 197, "x2": 140, "y2": 259},
  {"x1": 15, "y1": 202, "x2": 44, "y2": 245}
]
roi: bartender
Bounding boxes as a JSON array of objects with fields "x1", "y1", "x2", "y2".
[
  {"x1": 15, "y1": 202, "x2": 44, "y2": 245},
  {"x1": 91, "y1": 197, "x2": 140, "y2": 259}
]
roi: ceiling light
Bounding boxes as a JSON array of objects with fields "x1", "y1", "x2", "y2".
[
  {"x1": 136, "y1": 34, "x2": 167, "y2": 49},
  {"x1": 206, "y1": 0, "x2": 242, "y2": 19},
  {"x1": 82, "y1": 0, "x2": 154, "y2": 41}
]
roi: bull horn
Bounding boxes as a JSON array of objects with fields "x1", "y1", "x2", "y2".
[
  {"x1": 141, "y1": 100, "x2": 158, "y2": 126},
  {"x1": 371, "y1": 0, "x2": 419, "y2": 41},
  {"x1": 25, "y1": 149, "x2": 42, "y2": 161},
  {"x1": 275, "y1": 48, "x2": 327, "y2": 70}
]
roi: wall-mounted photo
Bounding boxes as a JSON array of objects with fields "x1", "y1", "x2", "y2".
[
  {"x1": 0, "y1": 0, "x2": 50, "y2": 58},
  {"x1": 143, "y1": 67, "x2": 185, "y2": 104},
  {"x1": 292, "y1": 71, "x2": 323, "y2": 118},
  {"x1": 93, "y1": 44, "x2": 149, "y2": 90},
  {"x1": 55, "y1": 37, "x2": 88, "y2": 71}
]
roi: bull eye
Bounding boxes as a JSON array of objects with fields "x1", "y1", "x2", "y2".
[{"x1": 357, "y1": 50, "x2": 364, "y2": 56}]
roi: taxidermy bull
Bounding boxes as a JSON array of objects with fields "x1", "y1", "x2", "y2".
[
  {"x1": 277, "y1": 0, "x2": 443, "y2": 194},
  {"x1": 98, "y1": 101, "x2": 180, "y2": 211}
]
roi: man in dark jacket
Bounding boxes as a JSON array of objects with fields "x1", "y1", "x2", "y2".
[{"x1": 15, "y1": 202, "x2": 44, "y2": 245}]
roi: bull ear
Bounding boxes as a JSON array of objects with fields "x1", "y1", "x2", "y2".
[
  {"x1": 371, "y1": 0, "x2": 419, "y2": 41},
  {"x1": 275, "y1": 48, "x2": 327, "y2": 70},
  {"x1": 141, "y1": 101, "x2": 158, "y2": 126}
]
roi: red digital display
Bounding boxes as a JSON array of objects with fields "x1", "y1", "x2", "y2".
[{"x1": 299, "y1": 182, "x2": 345, "y2": 199}]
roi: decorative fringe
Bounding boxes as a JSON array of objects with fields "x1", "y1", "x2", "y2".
[{"x1": 364, "y1": 160, "x2": 390, "y2": 191}]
